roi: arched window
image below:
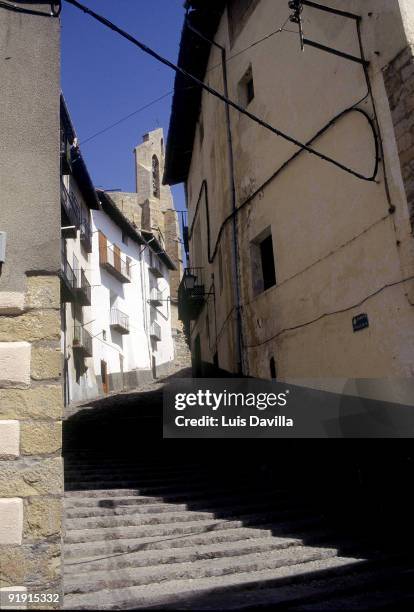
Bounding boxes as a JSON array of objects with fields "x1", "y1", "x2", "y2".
[{"x1": 152, "y1": 155, "x2": 160, "y2": 198}]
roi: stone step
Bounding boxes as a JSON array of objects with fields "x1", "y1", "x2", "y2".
[
  {"x1": 65, "y1": 505, "x2": 313, "y2": 532},
  {"x1": 64, "y1": 486, "x2": 290, "y2": 508},
  {"x1": 65, "y1": 473, "x2": 218, "y2": 488},
  {"x1": 64, "y1": 554, "x2": 367, "y2": 609},
  {"x1": 64, "y1": 511, "x2": 323, "y2": 544},
  {"x1": 64, "y1": 526, "x2": 277, "y2": 559},
  {"x1": 148, "y1": 557, "x2": 412, "y2": 610},
  {"x1": 64, "y1": 481, "x2": 270, "y2": 498},
  {"x1": 64, "y1": 544, "x2": 342, "y2": 595},
  {"x1": 64, "y1": 495, "x2": 302, "y2": 519},
  {"x1": 64, "y1": 464, "x2": 209, "y2": 479},
  {"x1": 64, "y1": 535, "x2": 304, "y2": 575},
  {"x1": 65, "y1": 477, "x2": 260, "y2": 492}
]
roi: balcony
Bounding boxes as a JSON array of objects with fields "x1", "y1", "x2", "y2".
[
  {"x1": 178, "y1": 267, "x2": 206, "y2": 322},
  {"x1": 149, "y1": 287, "x2": 163, "y2": 306},
  {"x1": 110, "y1": 308, "x2": 130, "y2": 335},
  {"x1": 150, "y1": 321, "x2": 161, "y2": 341},
  {"x1": 75, "y1": 269, "x2": 91, "y2": 306},
  {"x1": 149, "y1": 252, "x2": 163, "y2": 278},
  {"x1": 60, "y1": 256, "x2": 76, "y2": 303},
  {"x1": 80, "y1": 215, "x2": 92, "y2": 254},
  {"x1": 73, "y1": 325, "x2": 93, "y2": 357},
  {"x1": 61, "y1": 181, "x2": 80, "y2": 238},
  {"x1": 100, "y1": 244, "x2": 131, "y2": 283}
]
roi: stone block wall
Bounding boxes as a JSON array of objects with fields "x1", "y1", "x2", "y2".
[
  {"x1": 0, "y1": 277, "x2": 63, "y2": 607},
  {"x1": 383, "y1": 44, "x2": 414, "y2": 230}
]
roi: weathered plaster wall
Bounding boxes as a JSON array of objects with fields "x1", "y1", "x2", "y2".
[
  {"x1": 0, "y1": 4, "x2": 63, "y2": 604},
  {"x1": 185, "y1": 0, "x2": 414, "y2": 378}
]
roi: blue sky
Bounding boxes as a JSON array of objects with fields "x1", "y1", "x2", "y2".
[{"x1": 61, "y1": 0, "x2": 186, "y2": 209}]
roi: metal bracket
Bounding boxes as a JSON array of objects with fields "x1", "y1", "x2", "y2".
[
  {"x1": 303, "y1": 38, "x2": 369, "y2": 66},
  {"x1": 289, "y1": 0, "x2": 369, "y2": 66}
]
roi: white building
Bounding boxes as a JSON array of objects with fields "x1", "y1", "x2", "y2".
[
  {"x1": 61, "y1": 100, "x2": 177, "y2": 405},
  {"x1": 60, "y1": 97, "x2": 100, "y2": 405},
  {"x1": 91, "y1": 191, "x2": 176, "y2": 394}
]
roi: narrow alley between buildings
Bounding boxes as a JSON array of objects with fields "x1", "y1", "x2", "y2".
[{"x1": 63, "y1": 373, "x2": 414, "y2": 610}]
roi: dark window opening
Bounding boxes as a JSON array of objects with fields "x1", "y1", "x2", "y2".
[
  {"x1": 239, "y1": 66, "x2": 255, "y2": 108},
  {"x1": 260, "y1": 234, "x2": 276, "y2": 291},
  {"x1": 270, "y1": 356, "x2": 277, "y2": 379},
  {"x1": 246, "y1": 76, "x2": 255, "y2": 104}
]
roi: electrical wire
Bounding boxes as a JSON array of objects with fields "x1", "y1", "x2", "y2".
[
  {"x1": 79, "y1": 21, "x2": 297, "y2": 147},
  {"x1": 64, "y1": 0, "x2": 378, "y2": 183},
  {"x1": 80, "y1": 91, "x2": 173, "y2": 146},
  {"x1": 245, "y1": 273, "x2": 414, "y2": 349}
]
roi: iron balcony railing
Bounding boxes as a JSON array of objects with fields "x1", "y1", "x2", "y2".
[
  {"x1": 101, "y1": 244, "x2": 132, "y2": 283},
  {"x1": 149, "y1": 287, "x2": 163, "y2": 306},
  {"x1": 61, "y1": 181, "x2": 80, "y2": 233},
  {"x1": 80, "y1": 215, "x2": 92, "y2": 253},
  {"x1": 110, "y1": 308, "x2": 130, "y2": 334},
  {"x1": 73, "y1": 325, "x2": 93, "y2": 357},
  {"x1": 60, "y1": 255, "x2": 76, "y2": 302},
  {"x1": 75, "y1": 269, "x2": 91, "y2": 306},
  {"x1": 150, "y1": 320, "x2": 161, "y2": 341}
]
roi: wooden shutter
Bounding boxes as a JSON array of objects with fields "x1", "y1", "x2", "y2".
[
  {"x1": 114, "y1": 245, "x2": 121, "y2": 273},
  {"x1": 98, "y1": 231, "x2": 107, "y2": 265}
]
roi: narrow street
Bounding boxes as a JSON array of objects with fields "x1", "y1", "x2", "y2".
[{"x1": 63, "y1": 376, "x2": 414, "y2": 611}]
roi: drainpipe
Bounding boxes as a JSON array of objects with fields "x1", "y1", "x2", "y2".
[{"x1": 185, "y1": 17, "x2": 245, "y2": 376}]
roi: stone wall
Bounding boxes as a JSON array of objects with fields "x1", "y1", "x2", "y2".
[
  {"x1": 0, "y1": 277, "x2": 63, "y2": 605},
  {"x1": 383, "y1": 44, "x2": 414, "y2": 231},
  {"x1": 0, "y1": 5, "x2": 62, "y2": 607}
]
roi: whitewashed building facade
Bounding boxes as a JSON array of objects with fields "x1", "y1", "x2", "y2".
[{"x1": 91, "y1": 191, "x2": 176, "y2": 395}]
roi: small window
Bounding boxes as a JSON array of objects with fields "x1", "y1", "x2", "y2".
[
  {"x1": 239, "y1": 66, "x2": 254, "y2": 108},
  {"x1": 246, "y1": 76, "x2": 255, "y2": 104},
  {"x1": 122, "y1": 231, "x2": 129, "y2": 245},
  {"x1": 260, "y1": 235, "x2": 276, "y2": 291},
  {"x1": 250, "y1": 227, "x2": 276, "y2": 296},
  {"x1": 270, "y1": 356, "x2": 277, "y2": 379},
  {"x1": 102, "y1": 329, "x2": 107, "y2": 341}
]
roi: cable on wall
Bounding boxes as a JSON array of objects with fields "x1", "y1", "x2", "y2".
[{"x1": 188, "y1": 98, "x2": 378, "y2": 264}]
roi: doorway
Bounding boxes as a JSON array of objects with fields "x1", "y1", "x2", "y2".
[
  {"x1": 101, "y1": 360, "x2": 108, "y2": 394},
  {"x1": 193, "y1": 334, "x2": 202, "y2": 377}
]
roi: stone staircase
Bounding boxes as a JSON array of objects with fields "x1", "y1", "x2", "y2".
[{"x1": 63, "y1": 455, "x2": 414, "y2": 610}]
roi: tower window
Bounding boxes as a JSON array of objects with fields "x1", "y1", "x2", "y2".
[{"x1": 152, "y1": 155, "x2": 160, "y2": 198}]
